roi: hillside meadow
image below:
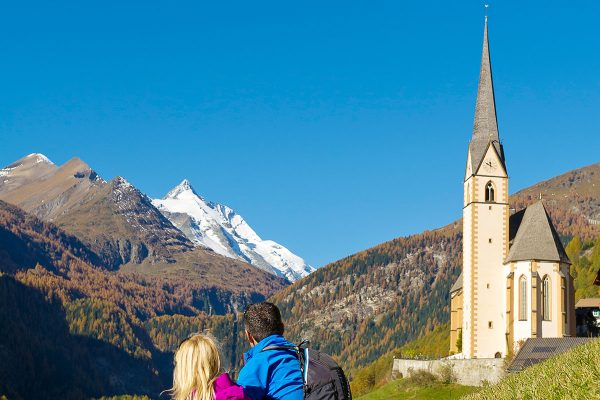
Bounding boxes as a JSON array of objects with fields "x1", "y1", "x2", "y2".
[{"x1": 464, "y1": 339, "x2": 600, "y2": 400}]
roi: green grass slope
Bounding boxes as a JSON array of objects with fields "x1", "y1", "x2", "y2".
[
  {"x1": 356, "y1": 378, "x2": 476, "y2": 400},
  {"x1": 464, "y1": 339, "x2": 600, "y2": 400},
  {"x1": 351, "y1": 323, "x2": 450, "y2": 397}
]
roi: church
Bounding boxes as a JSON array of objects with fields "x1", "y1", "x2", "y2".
[{"x1": 449, "y1": 18, "x2": 576, "y2": 359}]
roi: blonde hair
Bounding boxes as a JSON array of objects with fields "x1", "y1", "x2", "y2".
[{"x1": 169, "y1": 333, "x2": 222, "y2": 400}]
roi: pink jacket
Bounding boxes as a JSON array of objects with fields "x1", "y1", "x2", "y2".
[{"x1": 214, "y1": 373, "x2": 250, "y2": 400}]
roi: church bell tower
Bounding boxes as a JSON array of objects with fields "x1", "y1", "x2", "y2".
[{"x1": 462, "y1": 17, "x2": 509, "y2": 359}]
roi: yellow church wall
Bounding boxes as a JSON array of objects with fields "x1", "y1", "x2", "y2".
[{"x1": 450, "y1": 289, "x2": 463, "y2": 354}]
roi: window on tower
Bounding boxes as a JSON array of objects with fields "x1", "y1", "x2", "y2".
[
  {"x1": 519, "y1": 275, "x2": 527, "y2": 321},
  {"x1": 485, "y1": 181, "x2": 495, "y2": 202}
]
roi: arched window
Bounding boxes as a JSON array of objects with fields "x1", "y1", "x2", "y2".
[
  {"x1": 542, "y1": 275, "x2": 551, "y2": 321},
  {"x1": 495, "y1": 352, "x2": 502, "y2": 359},
  {"x1": 519, "y1": 275, "x2": 527, "y2": 321},
  {"x1": 485, "y1": 181, "x2": 495, "y2": 202}
]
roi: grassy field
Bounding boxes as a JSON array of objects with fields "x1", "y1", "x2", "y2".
[
  {"x1": 356, "y1": 378, "x2": 477, "y2": 400},
  {"x1": 464, "y1": 339, "x2": 600, "y2": 400}
]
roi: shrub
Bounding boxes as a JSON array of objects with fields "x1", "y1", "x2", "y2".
[
  {"x1": 438, "y1": 362, "x2": 456, "y2": 384},
  {"x1": 405, "y1": 369, "x2": 439, "y2": 387}
]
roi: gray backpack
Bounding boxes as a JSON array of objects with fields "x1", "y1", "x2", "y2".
[{"x1": 262, "y1": 340, "x2": 352, "y2": 400}]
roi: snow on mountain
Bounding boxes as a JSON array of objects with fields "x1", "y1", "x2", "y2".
[
  {"x1": 0, "y1": 153, "x2": 54, "y2": 176},
  {"x1": 0, "y1": 153, "x2": 58, "y2": 191},
  {"x1": 152, "y1": 179, "x2": 315, "y2": 282}
]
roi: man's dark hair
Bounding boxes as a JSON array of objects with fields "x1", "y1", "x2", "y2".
[{"x1": 243, "y1": 302, "x2": 285, "y2": 342}]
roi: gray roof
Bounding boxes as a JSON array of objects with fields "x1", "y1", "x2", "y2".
[
  {"x1": 575, "y1": 298, "x2": 600, "y2": 308},
  {"x1": 469, "y1": 18, "x2": 506, "y2": 175},
  {"x1": 505, "y1": 201, "x2": 570, "y2": 264},
  {"x1": 507, "y1": 337, "x2": 593, "y2": 372},
  {"x1": 450, "y1": 273, "x2": 463, "y2": 293},
  {"x1": 509, "y1": 208, "x2": 526, "y2": 243}
]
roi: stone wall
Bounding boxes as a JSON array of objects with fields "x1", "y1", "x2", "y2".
[{"x1": 392, "y1": 358, "x2": 506, "y2": 387}]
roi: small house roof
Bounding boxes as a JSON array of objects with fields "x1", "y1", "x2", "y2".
[{"x1": 575, "y1": 298, "x2": 600, "y2": 309}]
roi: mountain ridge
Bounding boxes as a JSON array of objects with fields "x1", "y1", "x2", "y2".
[
  {"x1": 0, "y1": 154, "x2": 313, "y2": 282},
  {"x1": 153, "y1": 179, "x2": 315, "y2": 281}
]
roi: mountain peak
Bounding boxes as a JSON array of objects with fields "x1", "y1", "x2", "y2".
[
  {"x1": 112, "y1": 176, "x2": 134, "y2": 189},
  {"x1": 26, "y1": 153, "x2": 54, "y2": 165},
  {"x1": 153, "y1": 183, "x2": 315, "y2": 281},
  {"x1": 3, "y1": 153, "x2": 55, "y2": 170},
  {"x1": 179, "y1": 179, "x2": 193, "y2": 191},
  {"x1": 165, "y1": 179, "x2": 198, "y2": 199}
]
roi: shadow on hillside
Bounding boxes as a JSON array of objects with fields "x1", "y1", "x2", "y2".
[
  {"x1": 0, "y1": 274, "x2": 171, "y2": 400},
  {"x1": 0, "y1": 226, "x2": 58, "y2": 274}
]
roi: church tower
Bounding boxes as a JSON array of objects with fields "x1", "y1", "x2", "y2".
[{"x1": 462, "y1": 17, "x2": 509, "y2": 359}]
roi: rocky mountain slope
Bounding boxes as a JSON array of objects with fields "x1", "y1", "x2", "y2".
[
  {"x1": 271, "y1": 162, "x2": 600, "y2": 373},
  {"x1": 0, "y1": 154, "x2": 193, "y2": 269},
  {"x1": 0, "y1": 155, "x2": 289, "y2": 295},
  {"x1": 153, "y1": 179, "x2": 314, "y2": 281}
]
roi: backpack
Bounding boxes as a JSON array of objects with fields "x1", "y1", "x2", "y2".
[{"x1": 262, "y1": 340, "x2": 352, "y2": 400}]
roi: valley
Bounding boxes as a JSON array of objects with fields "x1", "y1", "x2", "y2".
[{"x1": 0, "y1": 154, "x2": 599, "y2": 399}]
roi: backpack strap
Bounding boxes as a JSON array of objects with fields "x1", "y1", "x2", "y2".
[
  {"x1": 261, "y1": 341, "x2": 311, "y2": 388},
  {"x1": 297, "y1": 340, "x2": 310, "y2": 383},
  {"x1": 262, "y1": 345, "x2": 298, "y2": 352}
]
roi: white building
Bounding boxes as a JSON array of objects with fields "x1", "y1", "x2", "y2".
[{"x1": 449, "y1": 18, "x2": 576, "y2": 359}]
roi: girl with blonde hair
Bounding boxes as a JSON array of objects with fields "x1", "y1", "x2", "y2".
[{"x1": 169, "y1": 333, "x2": 249, "y2": 400}]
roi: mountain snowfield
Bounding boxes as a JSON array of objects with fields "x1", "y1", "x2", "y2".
[{"x1": 152, "y1": 180, "x2": 315, "y2": 281}]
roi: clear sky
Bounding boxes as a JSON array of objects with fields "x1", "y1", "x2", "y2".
[{"x1": 1, "y1": 1, "x2": 599, "y2": 267}]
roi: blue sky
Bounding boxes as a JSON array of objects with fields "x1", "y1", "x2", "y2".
[{"x1": 1, "y1": 1, "x2": 599, "y2": 267}]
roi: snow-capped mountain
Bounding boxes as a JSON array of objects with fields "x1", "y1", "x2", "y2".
[{"x1": 152, "y1": 180, "x2": 315, "y2": 282}]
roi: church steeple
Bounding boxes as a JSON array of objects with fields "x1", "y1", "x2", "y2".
[
  {"x1": 473, "y1": 17, "x2": 498, "y2": 141},
  {"x1": 473, "y1": 16, "x2": 498, "y2": 141},
  {"x1": 468, "y1": 17, "x2": 505, "y2": 174}
]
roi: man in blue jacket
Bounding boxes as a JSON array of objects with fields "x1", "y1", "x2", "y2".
[{"x1": 237, "y1": 302, "x2": 304, "y2": 400}]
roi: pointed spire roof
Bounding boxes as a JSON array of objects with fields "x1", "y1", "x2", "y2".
[
  {"x1": 469, "y1": 17, "x2": 506, "y2": 174},
  {"x1": 473, "y1": 17, "x2": 498, "y2": 141},
  {"x1": 505, "y1": 202, "x2": 571, "y2": 264}
]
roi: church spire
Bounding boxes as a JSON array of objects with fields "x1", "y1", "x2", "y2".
[
  {"x1": 473, "y1": 16, "x2": 498, "y2": 141},
  {"x1": 468, "y1": 16, "x2": 505, "y2": 174}
]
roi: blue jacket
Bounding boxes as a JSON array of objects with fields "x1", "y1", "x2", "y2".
[{"x1": 237, "y1": 334, "x2": 304, "y2": 400}]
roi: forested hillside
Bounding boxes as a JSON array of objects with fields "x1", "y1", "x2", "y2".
[
  {"x1": 272, "y1": 225, "x2": 461, "y2": 371},
  {"x1": 273, "y1": 163, "x2": 600, "y2": 374},
  {"x1": 0, "y1": 200, "x2": 281, "y2": 399}
]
